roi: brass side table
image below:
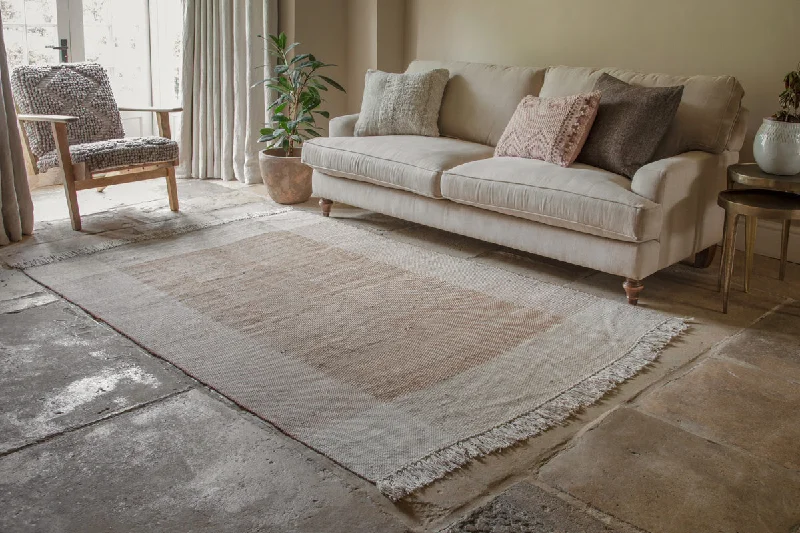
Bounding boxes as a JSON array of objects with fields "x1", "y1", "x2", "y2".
[
  {"x1": 717, "y1": 189, "x2": 800, "y2": 313},
  {"x1": 728, "y1": 163, "x2": 800, "y2": 193}
]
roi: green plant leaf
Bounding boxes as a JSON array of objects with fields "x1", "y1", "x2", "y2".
[
  {"x1": 274, "y1": 64, "x2": 289, "y2": 75},
  {"x1": 265, "y1": 83, "x2": 290, "y2": 94},
  {"x1": 259, "y1": 127, "x2": 274, "y2": 135},
  {"x1": 319, "y1": 76, "x2": 345, "y2": 92},
  {"x1": 315, "y1": 111, "x2": 330, "y2": 119},
  {"x1": 303, "y1": 129, "x2": 322, "y2": 137},
  {"x1": 290, "y1": 53, "x2": 312, "y2": 65}
]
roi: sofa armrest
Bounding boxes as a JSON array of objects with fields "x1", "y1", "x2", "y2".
[
  {"x1": 329, "y1": 114, "x2": 359, "y2": 137},
  {"x1": 631, "y1": 152, "x2": 718, "y2": 204},
  {"x1": 632, "y1": 150, "x2": 737, "y2": 268}
]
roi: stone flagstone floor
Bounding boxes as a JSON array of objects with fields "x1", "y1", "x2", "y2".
[{"x1": 1, "y1": 178, "x2": 799, "y2": 533}]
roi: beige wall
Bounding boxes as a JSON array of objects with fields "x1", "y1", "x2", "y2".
[
  {"x1": 345, "y1": 0, "x2": 406, "y2": 113},
  {"x1": 405, "y1": 0, "x2": 800, "y2": 161},
  {"x1": 347, "y1": 0, "x2": 378, "y2": 112},
  {"x1": 279, "y1": 0, "x2": 349, "y2": 133}
]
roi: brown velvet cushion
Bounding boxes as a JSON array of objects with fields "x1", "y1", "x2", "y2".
[{"x1": 577, "y1": 73, "x2": 684, "y2": 178}]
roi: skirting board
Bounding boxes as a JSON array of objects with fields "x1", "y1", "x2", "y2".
[{"x1": 734, "y1": 218, "x2": 800, "y2": 264}]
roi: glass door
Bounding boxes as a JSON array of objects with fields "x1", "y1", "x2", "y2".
[
  {"x1": 81, "y1": 0, "x2": 153, "y2": 135},
  {"x1": 1, "y1": 0, "x2": 77, "y2": 68},
  {"x1": 2, "y1": 0, "x2": 182, "y2": 138}
]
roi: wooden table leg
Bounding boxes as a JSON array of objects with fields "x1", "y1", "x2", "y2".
[
  {"x1": 780, "y1": 220, "x2": 791, "y2": 281},
  {"x1": 720, "y1": 211, "x2": 739, "y2": 314},
  {"x1": 744, "y1": 215, "x2": 757, "y2": 293}
]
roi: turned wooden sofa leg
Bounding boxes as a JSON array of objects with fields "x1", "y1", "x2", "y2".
[
  {"x1": 319, "y1": 198, "x2": 333, "y2": 217},
  {"x1": 623, "y1": 278, "x2": 644, "y2": 306},
  {"x1": 689, "y1": 245, "x2": 717, "y2": 268}
]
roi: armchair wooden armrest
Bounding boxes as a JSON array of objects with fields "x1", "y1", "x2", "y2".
[
  {"x1": 17, "y1": 113, "x2": 79, "y2": 123},
  {"x1": 117, "y1": 106, "x2": 183, "y2": 113},
  {"x1": 117, "y1": 107, "x2": 181, "y2": 138}
]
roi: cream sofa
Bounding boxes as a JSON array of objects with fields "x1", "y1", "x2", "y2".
[{"x1": 301, "y1": 61, "x2": 748, "y2": 304}]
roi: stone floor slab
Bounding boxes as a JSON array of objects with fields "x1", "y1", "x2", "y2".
[
  {"x1": 439, "y1": 482, "x2": 629, "y2": 533},
  {"x1": 538, "y1": 408, "x2": 800, "y2": 533},
  {"x1": 638, "y1": 358, "x2": 800, "y2": 470},
  {"x1": 711, "y1": 300, "x2": 800, "y2": 382},
  {"x1": 0, "y1": 300, "x2": 192, "y2": 453},
  {"x1": 0, "y1": 268, "x2": 45, "y2": 302},
  {"x1": 0, "y1": 389, "x2": 410, "y2": 533}
]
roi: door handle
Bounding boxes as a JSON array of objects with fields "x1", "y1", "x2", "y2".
[{"x1": 46, "y1": 39, "x2": 69, "y2": 62}]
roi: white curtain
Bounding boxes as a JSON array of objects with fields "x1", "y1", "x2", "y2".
[
  {"x1": 0, "y1": 18, "x2": 33, "y2": 245},
  {"x1": 179, "y1": 0, "x2": 277, "y2": 183}
]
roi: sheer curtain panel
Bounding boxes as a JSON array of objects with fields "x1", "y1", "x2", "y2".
[
  {"x1": 179, "y1": 0, "x2": 277, "y2": 183},
  {"x1": 0, "y1": 16, "x2": 33, "y2": 245}
]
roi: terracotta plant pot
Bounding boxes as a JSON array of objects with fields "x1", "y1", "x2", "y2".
[{"x1": 258, "y1": 148, "x2": 313, "y2": 204}]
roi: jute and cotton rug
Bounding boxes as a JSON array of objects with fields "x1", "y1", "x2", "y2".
[{"x1": 19, "y1": 209, "x2": 687, "y2": 500}]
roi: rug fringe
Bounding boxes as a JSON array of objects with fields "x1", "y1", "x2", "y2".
[
  {"x1": 376, "y1": 317, "x2": 689, "y2": 501},
  {"x1": 7, "y1": 207, "x2": 292, "y2": 270}
]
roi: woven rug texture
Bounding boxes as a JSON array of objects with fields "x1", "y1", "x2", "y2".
[{"x1": 21, "y1": 210, "x2": 687, "y2": 499}]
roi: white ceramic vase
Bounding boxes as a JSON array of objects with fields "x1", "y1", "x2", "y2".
[{"x1": 753, "y1": 118, "x2": 800, "y2": 176}]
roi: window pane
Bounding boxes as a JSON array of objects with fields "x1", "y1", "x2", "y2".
[
  {"x1": 3, "y1": 24, "x2": 26, "y2": 70},
  {"x1": 22, "y1": 0, "x2": 55, "y2": 24},
  {"x1": 1, "y1": 0, "x2": 58, "y2": 67},
  {"x1": 83, "y1": 0, "x2": 151, "y2": 104},
  {"x1": 0, "y1": 0, "x2": 25, "y2": 24},
  {"x1": 25, "y1": 24, "x2": 58, "y2": 65}
]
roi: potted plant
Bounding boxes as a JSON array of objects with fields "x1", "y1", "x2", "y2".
[
  {"x1": 754, "y1": 63, "x2": 800, "y2": 175},
  {"x1": 256, "y1": 33, "x2": 345, "y2": 204}
]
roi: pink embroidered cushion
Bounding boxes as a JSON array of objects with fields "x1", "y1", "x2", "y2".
[{"x1": 495, "y1": 92, "x2": 601, "y2": 167}]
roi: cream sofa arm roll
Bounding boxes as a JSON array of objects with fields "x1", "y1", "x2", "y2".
[
  {"x1": 631, "y1": 151, "x2": 718, "y2": 204},
  {"x1": 329, "y1": 114, "x2": 359, "y2": 137},
  {"x1": 631, "y1": 150, "x2": 737, "y2": 268}
]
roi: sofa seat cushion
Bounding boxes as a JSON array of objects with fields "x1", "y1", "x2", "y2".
[
  {"x1": 302, "y1": 136, "x2": 495, "y2": 198},
  {"x1": 441, "y1": 157, "x2": 662, "y2": 242}
]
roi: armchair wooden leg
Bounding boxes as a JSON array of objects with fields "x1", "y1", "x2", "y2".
[
  {"x1": 320, "y1": 198, "x2": 333, "y2": 217},
  {"x1": 52, "y1": 122, "x2": 81, "y2": 231},
  {"x1": 166, "y1": 166, "x2": 179, "y2": 212},
  {"x1": 623, "y1": 278, "x2": 644, "y2": 306}
]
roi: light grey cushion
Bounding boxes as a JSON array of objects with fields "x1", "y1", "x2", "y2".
[
  {"x1": 37, "y1": 136, "x2": 179, "y2": 173},
  {"x1": 11, "y1": 62, "x2": 125, "y2": 158},
  {"x1": 441, "y1": 157, "x2": 662, "y2": 242},
  {"x1": 302, "y1": 135, "x2": 494, "y2": 198},
  {"x1": 577, "y1": 74, "x2": 684, "y2": 178},
  {"x1": 355, "y1": 69, "x2": 449, "y2": 137},
  {"x1": 406, "y1": 60, "x2": 547, "y2": 147}
]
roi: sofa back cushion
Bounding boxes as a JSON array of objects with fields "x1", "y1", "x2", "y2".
[
  {"x1": 406, "y1": 60, "x2": 546, "y2": 147},
  {"x1": 539, "y1": 66, "x2": 745, "y2": 156}
]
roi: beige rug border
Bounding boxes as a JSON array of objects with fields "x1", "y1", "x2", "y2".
[
  {"x1": 13, "y1": 210, "x2": 690, "y2": 500},
  {"x1": 377, "y1": 316, "x2": 688, "y2": 499},
  {"x1": 3, "y1": 207, "x2": 292, "y2": 270}
]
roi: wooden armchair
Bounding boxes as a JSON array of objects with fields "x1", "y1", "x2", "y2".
[{"x1": 11, "y1": 63, "x2": 182, "y2": 231}]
